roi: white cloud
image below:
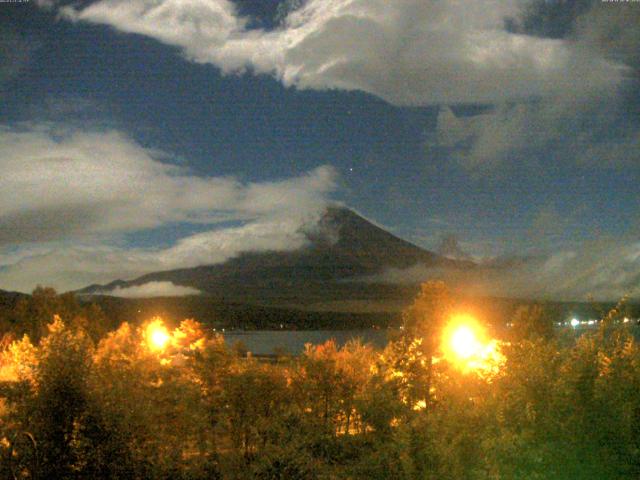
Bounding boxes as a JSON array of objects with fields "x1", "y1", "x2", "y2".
[
  {"x1": 0, "y1": 208, "x2": 327, "y2": 293},
  {"x1": 430, "y1": 89, "x2": 640, "y2": 173},
  {"x1": 424, "y1": 1, "x2": 640, "y2": 173},
  {"x1": 0, "y1": 212, "x2": 324, "y2": 293},
  {"x1": 369, "y1": 239, "x2": 640, "y2": 301},
  {"x1": 431, "y1": 105, "x2": 524, "y2": 170},
  {"x1": 100, "y1": 281, "x2": 201, "y2": 298},
  {"x1": 0, "y1": 124, "x2": 337, "y2": 292},
  {"x1": 0, "y1": 125, "x2": 336, "y2": 245},
  {"x1": 575, "y1": 2, "x2": 640, "y2": 71},
  {"x1": 159, "y1": 217, "x2": 312, "y2": 267},
  {"x1": 58, "y1": 0, "x2": 625, "y2": 106}
]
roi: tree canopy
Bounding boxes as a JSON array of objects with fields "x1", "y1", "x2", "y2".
[{"x1": 1, "y1": 283, "x2": 639, "y2": 479}]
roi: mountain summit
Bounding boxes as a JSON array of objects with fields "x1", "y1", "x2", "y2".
[{"x1": 80, "y1": 207, "x2": 468, "y2": 305}]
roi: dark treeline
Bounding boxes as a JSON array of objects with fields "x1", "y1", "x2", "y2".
[
  {"x1": 89, "y1": 294, "x2": 399, "y2": 330},
  {"x1": 2, "y1": 286, "x2": 637, "y2": 335},
  {"x1": 0, "y1": 286, "x2": 118, "y2": 344},
  {"x1": 1, "y1": 282, "x2": 640, "y2": 479},
  {"x1": 76, "y1": 292, "x2": 640, "y2": 331}
]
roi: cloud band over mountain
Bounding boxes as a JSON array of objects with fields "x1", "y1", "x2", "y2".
[
  {"x1": 371, "y1": 239, "x2": 640, "y2": 302},
  {"x1": 97, "y1": 281, "x2": 202, "y2": 298},
  {"x1": 0, "y1": 125, "x2": 337, "y2": 292}
]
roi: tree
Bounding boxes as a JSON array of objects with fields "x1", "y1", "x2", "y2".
[
  {"x1": 509, "y1": 304, "x2": 554, "y2": 341},
  {"x1": 8, "y1": 287, "x2": 109, "y2": 342},
  {"x1": 398, "y1": 281, "x2": 454, "y2": 407},
  {"x1": 222, "y1": 361, "x2": 289, "y2": 463},
  {"x1": 20, "y1": 316, "x2": 94, "y2": 478}
]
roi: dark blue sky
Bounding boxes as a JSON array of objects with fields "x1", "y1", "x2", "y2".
[{"x1": 0, "y1": 0, "x2": 638, "y2": 295}]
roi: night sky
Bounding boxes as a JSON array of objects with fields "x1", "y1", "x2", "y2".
[{"x1": 0, "y1": 0, "x2": 638, "y2": 298}]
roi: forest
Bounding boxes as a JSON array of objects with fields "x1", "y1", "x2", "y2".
[{"x1": 1, "y1": 282, "x2": 639, "y2": 479}]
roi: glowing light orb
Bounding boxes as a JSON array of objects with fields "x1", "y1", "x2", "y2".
[
  {"x1": 150, "y1": 328, "x2": 169, "y2": 350},
  {"x1": 441, "y1": 314, "x2": 504, "y2": 375},
  {"x1": 146, "y1": 319, "x2": 170, "y2": 351},
  {"x1": 570, "y1": 318, "x2": 579, "y2": 328},
  {"x1": 450, "y1": 325, "x2": 482, "y2": 360}
]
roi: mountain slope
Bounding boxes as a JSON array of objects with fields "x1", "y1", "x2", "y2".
[
  {"x1": 80, "y1": 207, "x2": 471, "y2": 305},
  {"x1": 0, "y1": 289, "x2": 27, "y2": 318}
]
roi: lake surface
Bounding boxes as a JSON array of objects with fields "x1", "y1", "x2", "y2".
[
  {"x1": 223, "y1": 322, "x2": 640, "y2": 356},
  {"x1": 223, "y1": 329, "x2": 391, "y2": 355}
]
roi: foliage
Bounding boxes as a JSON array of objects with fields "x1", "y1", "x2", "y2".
[
  {"x1": 0, "y1": 286, "x2": 111, "y2": 342},
  {"x1": 1, "y1": 284, "x2": 640, "y2": 479}
]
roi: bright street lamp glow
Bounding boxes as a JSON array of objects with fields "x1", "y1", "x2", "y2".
[
  {"x1": 450, "y1": 325, "x2": 481, "y2": 360},
  {"x1": 441, "y1": 314, "x2": 505, "y2": 376},
  {"x1": 570, "y1": 318, "x2": 579, "y2": 328},
  {"x1": 146, "y1": 318, "x2": 170, "y2": 351},
  {"x1": 150, "y1": 329, "x2": 169, "y2": 350},
  {"x1": 443, "y1": 315, "x2": 486, "y2": 364}
]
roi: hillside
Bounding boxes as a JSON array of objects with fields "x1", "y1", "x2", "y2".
[{"x1": 80, "y1": 207, "x2": 471, "y2": 306}]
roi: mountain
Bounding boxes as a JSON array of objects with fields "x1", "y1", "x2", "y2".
[
  {"x1": 0, "y1": 288, "x2": 27, "y2": 317},
  {"x1": 0, "y1": 289, "x2": 27, "y2": 304},
  {"x1": 79, "y1": 207, "x2": 472, "y2": 307}
]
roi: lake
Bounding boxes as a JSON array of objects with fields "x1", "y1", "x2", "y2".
[
  {"x1": 223, "y1": 329, "x2": 391, "y2": 356},
  {"x1": 223, "y1": 322, "x2": 640, "y2": 356}
]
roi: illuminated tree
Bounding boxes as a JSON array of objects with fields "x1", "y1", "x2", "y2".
[
  {"x1": 20, "y1": 317, "x2": 94, "y2": 478},
  {"x1": 8, "y1": 287, "x2": 109, "y2": 342},
  {"x1": 86, "y1": 318, "x2": 218, "y2": 478},
  {"x1": 222, "y1": 361, "x2": 289, "y2": 462},
  {"x1": 3, "y1": 289, "x2": 640, "y2": 479},
  {"x1": 294, "y1": 340, "x2": 371, "y2": 438},
  {"x1": 333, "y1": 339, "x2": 376, "y2": 435},
  {"x1": 397, "y1": 281, "x2": 454, "y2": 407}
]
